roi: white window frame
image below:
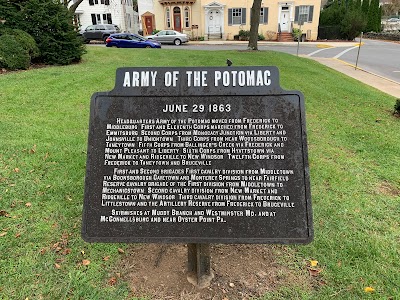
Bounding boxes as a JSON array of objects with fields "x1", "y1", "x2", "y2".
[
  {"x1": 166, "y1": 8, "x2": 171, "y2": 28},
  {"x1": 184, "y1": 7, "x2": 190, "y2": 28},
  {"x1": 232, "y1": 8, "x2": 242, "y2": 25}
]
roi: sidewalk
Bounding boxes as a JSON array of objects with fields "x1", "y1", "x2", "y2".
[
  {"x1": 307, "y1": 57, "x2": 400, "y2": 98},
  {"x1": 191, "y1": 40, "x2": 357, "y2": 47},
  {"x1": 193, "y1": 40, "x2": 400, "y2": 98}
]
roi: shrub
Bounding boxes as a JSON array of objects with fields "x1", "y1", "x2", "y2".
[
  {"x1": 394, "y1": 99, "x2": 400, "y2": 115},
  {"x1": 341, "y1": 10, "x2": 366, "y2": 40},
  {"x1": 0, "y1": 28, "x2": 39, "y2": 59},
  {"x1": 2, "y1": 0, "x2": 85, "y2": 65},
  {"x1": 292, "y1": 28, "x2": 302, "y2": 40},
  {"x1": 0, "y1": 35, "x2": 30, "y2": 70},
  {"x1": 238, "y1": 30, "x2": 250, "y2": 40},
  {"x1": 258, "y1": 33, "x2": 265, "y2": 41}
]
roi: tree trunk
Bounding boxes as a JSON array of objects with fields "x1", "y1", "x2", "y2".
[
  {"x1": 248, "y1": 0, "x2": 262, "y2": 50},
  {"x1": 69, "y1": 0, "x2": 85, "y2": 14}
]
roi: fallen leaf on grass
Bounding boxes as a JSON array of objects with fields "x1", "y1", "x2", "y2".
[
  {"x1": 0, "y1": 232, "x2": 7, "y2": 237},
  {"x1": 25, "y1": 202, "x2": 32, "y2": 207},
  {"x1": 310, "y1": 260, "x2": 318, "y2": 267},
  {"x1": 108, "y1": 277, "x2": 117, "y2": 286},
  {"x1": 82, "y1": 259, "x2": 91, "y2": 266},
  {"x1": 13, "y1": 168, "x2": 19, "y2": 173},
  {"x1": 364, "y1": 286, "x2": 375, "y2": 293},
  {"x1": 55, "y1": 263, "x2": 61, "y2": 269},
  {"x1": 15, "y1": 233, "x2": 21, "y2": 238},
  {"x1": 30, "y1": 145, "x2": 36, "y2": 154},
  {"x1": 62, "y1": 248, "x2": 71, "y2": 255},
  {"x1": 0, "y1": 210, "x2": 9, "y2": 217},
  {"x1": 308, "y1": 268, "x2": 322, "y2": 276},
  {"x1": 103, "y1": 256, "x2": 110, "y2": 261},
  {"x1": 118, "y1": 248, "x2": 125, "y2": 254}
]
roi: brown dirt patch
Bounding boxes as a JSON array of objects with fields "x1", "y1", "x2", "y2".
[
  {"x1": 115, "y1": 244, "x2": 313, "y2": 299},
  {"x1": 377, "y1": 181, "x2": 400, "y2": 197}
]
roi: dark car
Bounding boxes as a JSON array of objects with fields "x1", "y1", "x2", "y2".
[
  {"x1": 80, "y1": 24, "x2": 120, "y2": 43},
  {"x1": 105, "y1": 33, "x2": 161, "y2": 48}
]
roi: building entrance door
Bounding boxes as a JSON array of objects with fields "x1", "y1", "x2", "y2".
[
  {"x1": 144, "y1": 16, "x2": 153, "y2": 35},
  {"x1": 280, "y1": 7, "x2": 290, "y2": 32},
  {"x1": 173, "y1": 7, "x2": 181, "y2": 32},
  {"x1": 208, "y1": 9, "x2": 222, "y2": 34}
]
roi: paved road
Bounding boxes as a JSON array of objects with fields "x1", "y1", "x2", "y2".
[
  {"x1": 162, "y1": 39, "x2": 400, "y2": 84},
  {"x1": 92, "y1": 39, "x2": 400, "y2": 87}
]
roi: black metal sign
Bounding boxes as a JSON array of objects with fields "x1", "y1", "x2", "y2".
[{"x1": 82, "y1": 66, "x2": 313, "y2": 244}]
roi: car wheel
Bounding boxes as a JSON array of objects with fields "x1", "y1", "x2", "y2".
[
  {"x1": 103, "y1": 35, "x2": 109, "y2": 43},
  {"x1": 146, "y1": 45, "x2": 151, "y2": 48},
  {"x1": 174, "y1": 38, "x2": 182, "y2": 46}
]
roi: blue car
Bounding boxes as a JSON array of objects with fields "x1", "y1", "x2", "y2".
[{"x1": 105, "y1": 33, "x2": 161, "y2": 48}]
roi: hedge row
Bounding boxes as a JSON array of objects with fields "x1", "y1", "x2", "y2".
[{"x1": 363, "y1": 31, "x2": 400, "y2": 41}]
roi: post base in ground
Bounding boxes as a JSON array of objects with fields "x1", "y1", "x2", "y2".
[{"x1": 187, "y1": 243, "x2": 214, "y2": 288}]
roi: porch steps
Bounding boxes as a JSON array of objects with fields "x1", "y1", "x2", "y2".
[
  {"x1": 278, "y1": 32, "x2": 294, "y2": 42},
  {"x1": 207, "y1": 33, "x2": 223, "y2": 40}
]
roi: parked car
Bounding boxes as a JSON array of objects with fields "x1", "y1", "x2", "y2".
[
  {"x1": 146, "y1": 30, "x2": 188, "y2": 46},
  {"x1": 105, "y1": 33, "x2": 161, "y2": 48},
  {"x1": 80, "y1": 24, "x2": 120, "y2": 43}
]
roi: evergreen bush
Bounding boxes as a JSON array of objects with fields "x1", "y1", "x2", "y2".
[
  {"x1": 319, "y1": 0, "x2": 365, "y2": 40},
  {"x1": 0, "y1": 0, "x2": 85, "y2": 66},
  {"x1": 239, "y1": 30, "x2": 250, "y2": 40},
  {"x1": 0, "y1": 28, "x2": 39, "y2": 59},
  {"x1": 394, "y1": 99, "x2": 400, "y2": 115},
  {"x1": 0, "y1": 35, "x2": 30, "y2": 70}
]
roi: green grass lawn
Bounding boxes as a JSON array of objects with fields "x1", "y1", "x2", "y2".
[{"x1": 0, "y1": 47, "x2": 399, "y2": 299}]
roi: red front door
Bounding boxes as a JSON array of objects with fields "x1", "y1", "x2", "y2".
[
  {"x1": 173, "y1": 7, "x2": 181, "y2": 32},
  {"x1": 145, "y1": 16, "x2": 153, "y2": 35}
]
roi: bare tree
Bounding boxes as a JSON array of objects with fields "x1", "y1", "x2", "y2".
[
  {"x1": 62, "y1": 0, "x2": 85, "y2": 14},
  {"x1": 248, "y1": 0, "x2": 262, "y2": 50}
]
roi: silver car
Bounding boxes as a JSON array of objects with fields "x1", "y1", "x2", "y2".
[{"x1": 146, "y1": 30, "x2": 188, "y2": 46}]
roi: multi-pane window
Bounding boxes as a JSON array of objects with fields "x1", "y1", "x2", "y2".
[
  {"x1": 294, "y1": 5, "x2": 314, "y2": 23},
  {"x1": 184, "y1": 7, "x2": 190, "y2": 28},
  {"x1": 166, "y1": 8, "x2": 171, "y2": 28},
  {"x1": 89, "y1": 0, "x2": 109, "y2": 5},
  {"x1": 228, "y1": 8, "x2": 246, "y2": 25},
  {"x1": 232, "y1": 8, "x2": 242, "y2": 24},
  {"x1": 102, "y1": 13, "x2": 112, "y2": 24},
  {"x1": 260, "y1": 7, "x2": 268, "y2": 24}
]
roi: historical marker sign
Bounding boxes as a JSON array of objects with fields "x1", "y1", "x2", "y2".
[{"x1": 82, "y1": 66, "x2": 313, "y2": 244}]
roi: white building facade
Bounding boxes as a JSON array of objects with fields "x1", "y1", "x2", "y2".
[{"x1": 71, "y1": 0, "x2": 139, "y2": 33}]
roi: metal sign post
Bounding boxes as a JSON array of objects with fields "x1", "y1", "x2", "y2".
[
  {"x1": 355, "y1": 32, "x2": 363, "y2": 70},
  {"x1": 82, "y1": 66, "x2": 313, "y2": 288}
]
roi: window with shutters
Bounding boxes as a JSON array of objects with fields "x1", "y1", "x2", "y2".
[
  {"x1": 228, "y1": 8, "x2": 246, "y2": 25},
  {"x1": 294, "y1": 5, "x2": 314, "y2": 23}
]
